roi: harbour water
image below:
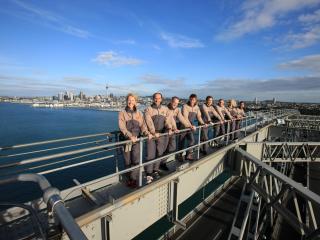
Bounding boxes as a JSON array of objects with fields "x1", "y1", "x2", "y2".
[
  {"x1": 0, "y1": 103, "x2": 118, "y2": 146},
  {"x1": 0, "y1": 103, "x2": 120, "y2": 202}
]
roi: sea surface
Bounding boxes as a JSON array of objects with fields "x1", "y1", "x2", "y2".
[
  {"x1": 0, "y1": 103, "x2": 120, "y2": 202},
  {"x1": 0, "y1": 103, "x2": 118, "y2": 146}
]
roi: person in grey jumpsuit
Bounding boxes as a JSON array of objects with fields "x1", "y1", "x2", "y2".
[
  {"x1": 200, "y1": 96, "x2": 222, "y2": 153},
  {"x1": 179, "y1": 94, "x2": 206, "y2": 161},
  {"x1": 144, "y1": 92, "x2": 171, "y2": 182},
  {"x1": 118, "y1": 93, "x2": 152, "y2": 187},
  {"x1": 166, "y1": 96, "x2": 195, "y2": 163}
]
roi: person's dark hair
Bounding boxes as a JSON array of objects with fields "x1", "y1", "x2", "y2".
[
  {"x1": 187, "y1": 94, "x2": 198, "y2": 106},
  {"x1": 240, "y1": 101, "x2": 244, "y2": 105},
  {"x1": 218, "y1": 98, "x2": 223, "y2": 102},
  {"x1": 172, "y1": 96, "x2": 179, "y2": 101},
  {"x1": 206, "y1": 96, "x2": 213, "y2": 101},
  {"x1": 189, "y1": 94, "x2": 197, "y2": 99},
  {"x1": 153, "y1": 92, "x2": 163, "y2": 99}
]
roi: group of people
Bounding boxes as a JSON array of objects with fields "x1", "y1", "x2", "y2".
[{"x1": 118, "y1": 92, "x2": 246, "y2": 187}]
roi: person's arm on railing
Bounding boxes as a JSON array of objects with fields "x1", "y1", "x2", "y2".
[
  {"x1": 144, "y1": 107, "x2": 156, "y2": 135},
  {"x1": 118, "y1": 111, "x2": 133, "y2": 139},
  {"x1": 214, "y1": 105, "x2": 225, "y2": 122},
  {"x1": 165, "y1": 108, "x2": 173, "y2": 134},
  {"x1": 201, "y1": 104, "x2": 211, "y2": 123},
  {"x1": 224, "y1": 107, "x2": 234, "y2": 121},
  {"x1": 177, "y1": 109, "x2": 192, "y2": 130},
  {"x1": 139, "y1": 112, "x2": 153, "y2": 140},
  {"x1": 196, "y1": 106, "x2": 206, "y2": 126},
  {"x1": 182, "y1": 104, "x2": 193, "y2": 128},
  {"x1": 212, "y1": 108, "x2": 223, "y2": 124}
]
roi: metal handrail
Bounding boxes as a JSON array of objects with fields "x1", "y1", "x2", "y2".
[
  {"x1": 0, "y1": 110, "x2": 288, "y2": 169},
  {"x1": 0, "y1": 132, "x2": 114, "y2": 151},
  {"x1": 0, "y1": 109, "x2": 287, "y2": 152},
  {"x1": 1, "y1": 138, "x2": 109, "y2": 158},
  {"x1": 0, "y1": 174, "x2": 88, "y2": 240},
  {"x1": 0, "y1": 110, "x2": 296, "y2": 189}
]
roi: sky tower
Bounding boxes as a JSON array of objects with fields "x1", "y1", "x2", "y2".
[{"x1": 106, "y1": 83, "x2": 109, "y2": 98}]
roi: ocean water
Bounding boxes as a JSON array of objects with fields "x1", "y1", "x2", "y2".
[
  {"x1": 0, "y1": 103, "x2": 121, "y2": 202},
  {"x1": 0, "y1": 103, "x2": 118, "y2": 146}
]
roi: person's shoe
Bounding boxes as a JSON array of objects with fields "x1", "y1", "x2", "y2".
[
  {"x1": 160, "y1": 163, "x2": 169, "y2": 171},
  {"x1": 126, "y1": 179, "x2": 137, "y2": 188},
  {"x1": 200, "y1": 149, "x2": 208, "y2": 155},
  {"x1": 176, "y1": 154, "x2": 184, "y2": 162},
  {"x1": 185, "y1": 154, "x2": 194, "y2": 161},
  {"x1": 146, "y1": 175, "x2": 153, "y2": 184},
  {"x1": 152, "y1": 171, "x2": 161, "y2": 180}
]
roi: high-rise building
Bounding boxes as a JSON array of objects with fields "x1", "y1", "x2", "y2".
[
  {"x1": 69, "y1": 92, "x2": 74, "y2": 101},
  {"x1": 79, "y1": 91, "x2": 85, "y2": 100},
  {"x1": 58, "y1": 92, "x2": 64, "y2": 101},
  {"x1": 65, "y1": 91, "x2": 74, "y2": 101},
  {"x1": 254, "y1": 97, "x2": 258, "y2": 105},
  {"x1": 273, "y1": 97, "x2": 276, "y2": 104}
]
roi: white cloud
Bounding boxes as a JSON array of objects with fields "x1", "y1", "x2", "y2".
[
  {"x1": 0, "y1": 74, "x2": 105, "y2": 96},
  {"x1": 299, "y1": 9, "x2": 320, "y2": 23},
  {"x1": 160, "y1": 32, "x2": 205, "y2": 48},
  {"x1": 11, "y1": 0, "x2": 91, "y2": 38},
  {"x1": 63, "y1": 76, "x2": 96, "y2": 84},
  {"x1": 280, "y1": 25, "x2": 320, "y2": 49},
  {"x1": 216, "y1": 0, "x2": 319, "y2": 41},
  {"x1": 278, "y1": 54, "x2": 320, "y2": 73},
  {"x1": 159, "y1": 76, "x2": 320, "y2": 102},
  {"x1": 93, "y1": 51, "x2": 143, "y2": 67}
]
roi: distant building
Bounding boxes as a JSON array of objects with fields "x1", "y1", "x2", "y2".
[
  {"x1": 64, "y1": 91, "x2": 74, "y2": 101},
  {"x1": 254, "y1": 97, "x2": 258, "y2": 105},
  {"x1": 58, "y1": 92, "x2": 64, "y2": 101},
  {"x1": 69, "y1": 92, "x2": 74, "y2": 101},
  {"x1": 94, "y1": 95, "x2": 101, "y2": 101},
  {"x1": 79, "y1": 91, "x2": 85, "y2": 100},
  {"x1": 273, "y1": 97, "x2": 276, "y2": 104}
]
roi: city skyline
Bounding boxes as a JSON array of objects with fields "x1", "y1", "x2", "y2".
[{"x1": 0, "y1": 0, "x2": 320, "y2": 102}]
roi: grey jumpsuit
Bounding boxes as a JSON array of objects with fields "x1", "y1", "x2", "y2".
[
  {"x1": 200, "y1": 103, "x2": 222, "y2": 152},
  {"x1": 144, "y1": 104, "x2": 171, "y2": 174},
  {"x1": 118, "y1": 107, "x2": 149, "y2": 180},
  {"x1": 179, "y1": 104, "x2": 205, "y2": 158},
  {"x1": 214, "y1": 105, "x2": 233, "y2": 139},
  {"x1": 167, "y1": 103, "x2": 191, "y2": 154}
]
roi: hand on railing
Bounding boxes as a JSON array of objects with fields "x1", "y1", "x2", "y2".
[
  {"x1": 190, "y1": 125, "x2": 196, "y2": 132},
  {"x1": 130, "y1": 136, "x2": 138, "y2": 143}
]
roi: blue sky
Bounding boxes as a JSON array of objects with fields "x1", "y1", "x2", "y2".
[{"x1": 0, "y1": 0, "x2": 320, "y2": 102}]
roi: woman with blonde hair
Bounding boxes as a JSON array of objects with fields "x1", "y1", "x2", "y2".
[{"x1": 118, "y1": 93, "x2": 152, "y2": 187}]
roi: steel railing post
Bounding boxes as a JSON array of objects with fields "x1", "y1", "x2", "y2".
[
  {"x1": 244, "y1": 117, "x2": 247, "y2": 136},
  {"x1": 226, "y1": 121, "x2": 230, "y2": 145},
  {"x1": 197, "y1": 126, "x2": 201, "y2": 160},
  {"x1": 139, "y1": 137, "x2": 143, "y2": 187}
]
